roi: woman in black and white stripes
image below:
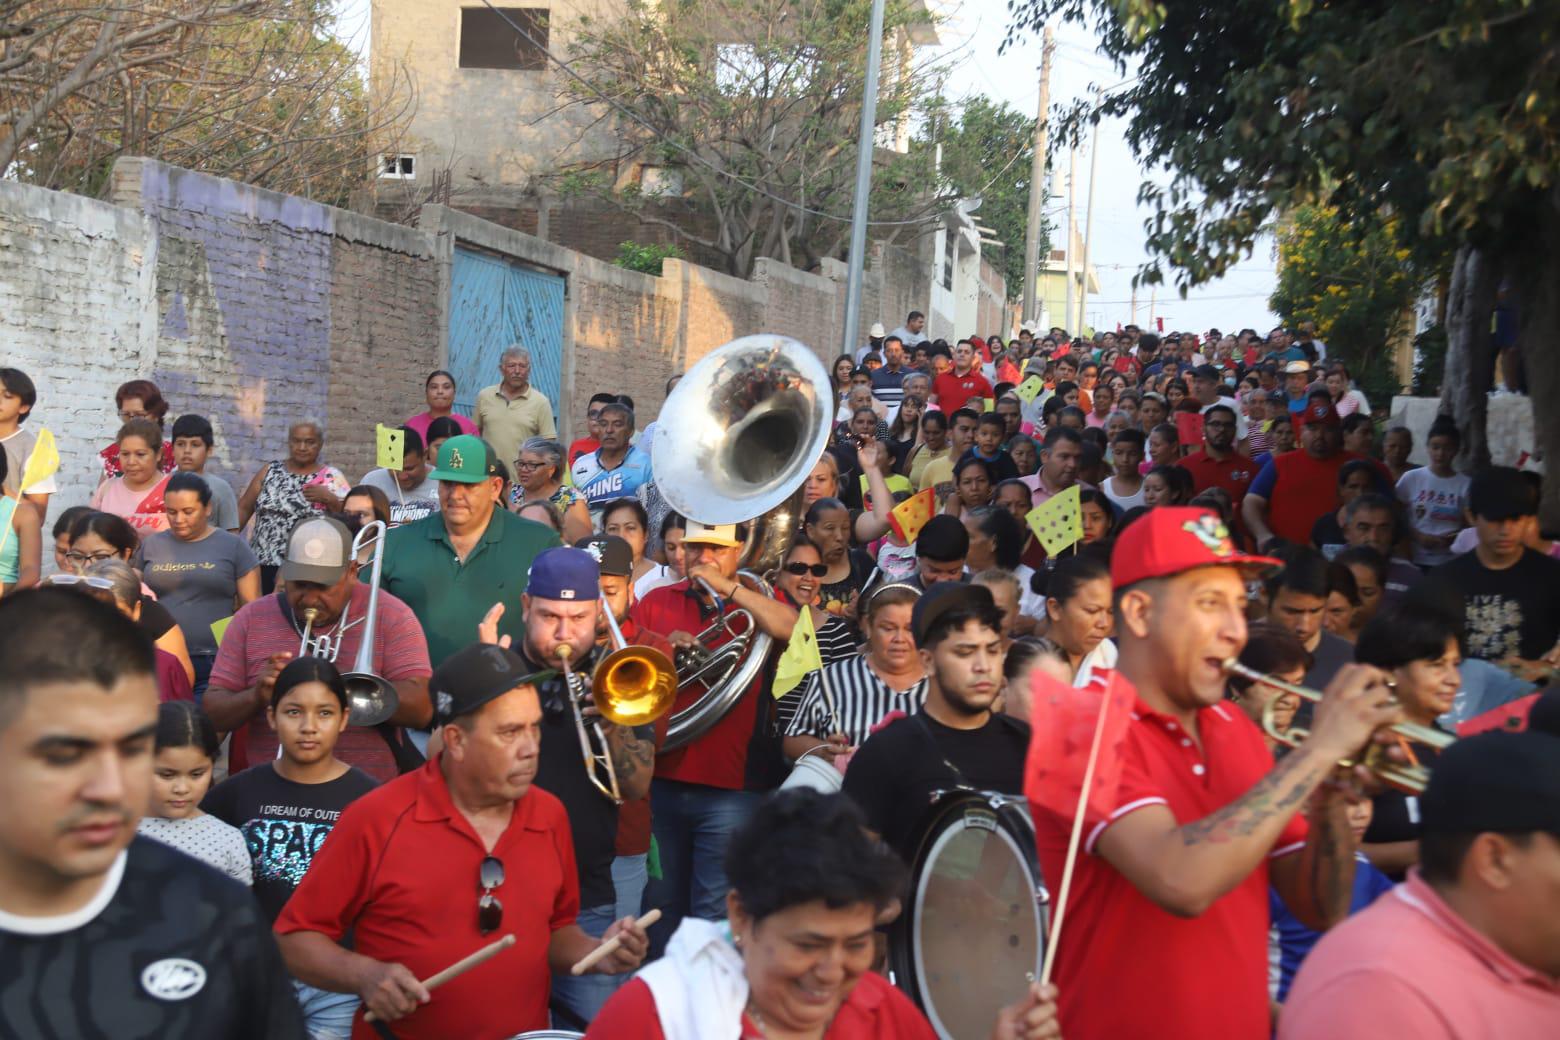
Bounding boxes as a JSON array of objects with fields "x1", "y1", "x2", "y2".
[{"x1": 782, "y1": 583, "x2": 926, "y2": 762}]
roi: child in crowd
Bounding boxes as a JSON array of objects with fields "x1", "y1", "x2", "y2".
[
  {"x1": 137, "y1": 701, "x2": 252, "y2": 885},
  {"x1": 202, "y1": 656, "x2": 378, "y2": 1036},
  {"x1": 170, "y1": 414, "x2": 242, "y2": 531}
]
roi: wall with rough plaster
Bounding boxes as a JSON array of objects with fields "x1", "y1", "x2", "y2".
[{"x1": 0, "y1": 179, "x2": 157, "y2": 513}]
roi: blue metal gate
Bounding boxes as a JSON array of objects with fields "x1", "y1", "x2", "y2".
[{"x1": 447, "y1": 246, "x2": 566, "y2": 424}]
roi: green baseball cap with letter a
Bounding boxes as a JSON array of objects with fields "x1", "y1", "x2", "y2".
[{"x1": 430, "y1": 435, "x2": 505, "y2": 483}]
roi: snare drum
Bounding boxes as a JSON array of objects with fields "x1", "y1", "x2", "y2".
[
  {"x1": 888, "y1": 789, "x2": 1050, "y2": 1040},
  {"x1": 779, "y1": 745, "x2": 844, "y2": 793},
  {"x1": 506, "y1": 1032, "x2": 583, "y2": 1039}
]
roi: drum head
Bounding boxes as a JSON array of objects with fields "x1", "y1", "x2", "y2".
[
  {"x1": 889, "y1": 790, "x2": 1048, "y2": 1040},
  {"x1": 506, "y1": 1032, "x2": 583, "y2": 1039}
]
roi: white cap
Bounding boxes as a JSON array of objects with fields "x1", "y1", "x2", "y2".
[
  {"x1": 1283, "y1": 360, "x2": 1312, "y2": 375},
  {"x1": 869, "y1": 322, "x2": 886, "y2": 338}
]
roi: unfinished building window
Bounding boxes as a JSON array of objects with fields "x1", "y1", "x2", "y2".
[
  {"x1": 379, "y1": 155, "x2": 416, "y2": 180},
  {"x1": 459, "y1": 7, "x2": 549, "y2": 70}
]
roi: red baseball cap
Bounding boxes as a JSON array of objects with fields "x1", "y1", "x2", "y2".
[
  {"x1": 1111, "y1": 507, "x2": 1283, "y2": 589},
  {"x1": 1302, "y1": 399, "x2": 1341, "y2": 427}
]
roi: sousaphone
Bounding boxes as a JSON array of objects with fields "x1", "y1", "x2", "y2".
[{"x1": 652, "y1": 335, "x2": 834, "y2": 751}]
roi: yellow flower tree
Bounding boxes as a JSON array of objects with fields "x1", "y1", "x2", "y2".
[{"x1": 1270, "y1": 204, "x2": 1426, "y2": 407}]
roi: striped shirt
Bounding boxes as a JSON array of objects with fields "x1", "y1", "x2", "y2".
[
  {"x1": 774, "y1": 614, "x2": 860, "y2": 735},
  {"x1": 785, "y1": 653, "x2": 928, "y2": 746}
]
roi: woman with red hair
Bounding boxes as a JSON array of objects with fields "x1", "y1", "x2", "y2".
[{"x1": 102, "y1": 379, "x2": 175, "y2": 479}]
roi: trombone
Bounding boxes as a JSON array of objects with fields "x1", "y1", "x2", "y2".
[
  {"x1": 556, "y1": 596, "x2": 679, "y2": 803},
  {"x1": 295, "y1": 520, "x2": 399, "y2": 728},
  {"x1": 1222, "y1": 658, "x2": 1452, "y2": 792}
]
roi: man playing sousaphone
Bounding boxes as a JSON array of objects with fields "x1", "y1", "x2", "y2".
[
  {"x1": 204, "y1": 515, "x2": 432, "y2": 782},
  {"x1": 1029, "y1": 507, "x2": 1403, "y2": 1039},
  {"x1": 631, "y1": 519, "x2": 799, "y2": 953}
]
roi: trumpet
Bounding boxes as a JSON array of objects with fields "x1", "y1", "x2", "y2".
[
  {"x1": 556, "y1": 596, "x2": 679, "y2": 803},
  {"x1": 294, "y1": 521, "x2": 399, "y2": 728},
  {"x1": 1221, "y1": 659, "x2": 1453, "y2": 792}
]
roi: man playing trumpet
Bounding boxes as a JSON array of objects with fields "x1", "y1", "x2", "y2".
[{"x1": 1030, "y1": 507, "x2": 1403, "y2": 1040}]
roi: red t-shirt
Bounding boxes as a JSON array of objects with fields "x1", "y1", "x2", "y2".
[
  {"x1": 1257, "y1": 450, "x2": 1367, "y2": 547},
  {"x1": 932, "y1": 370, "x2": 994, "y2": 415},
  {"x1": 275, "y1": 757, "x2": 579, "y2": 1040},
  {"x1": 569, "y1": 437, "x2": 600, "y2": 466},
  {"x1": 630, "y1": 580, "x2": 763, "y2": 790},
  {"x1": 1179, "y1": 449, "x2": 1259, "y2": 507},
  {"x1": 209, "y1": 586, "x2": 432, "y2": 782},
  {"x1": 613, "y1": 620, "x2": 675, "y2": 856},
  {"x1": 586, "y1": 971, "x2": 937, "y2": 1039},
  {"x1": 1031, "y1": 685, "x2": 1307, "y2": 1040}
]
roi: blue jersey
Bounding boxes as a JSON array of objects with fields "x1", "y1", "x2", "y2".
[
  {"x1": 1269, "y1": 852, "x2": 1395, "y2": 1002},
  {"x1": 571, "y1": 445, "x2": 654, "y2": 512}
]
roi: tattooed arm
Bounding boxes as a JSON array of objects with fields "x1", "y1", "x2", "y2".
[
  {"x1": 600, "y1": 721, "x2": 656, "y2": 802},
  {"x1": 1096, "y1": 665, "x2": 1397, "y2": 918}
]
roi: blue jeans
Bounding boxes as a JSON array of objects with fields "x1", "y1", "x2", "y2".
[
  {"x1": 612, "y1": 853, "x2": 649, "y2": 924},
  {"x1": 191, "y1": 653, "x2": 215, "y2": 704},
  {"x1": 551, "y1": 903, "x2": 619, "y2": 1027},
  {"x1": 644, "y1": 780, "x2": 760, "y2": 957},
  {"x1": 293, "y1": 979, "x2": 357, "y2": 1040}
]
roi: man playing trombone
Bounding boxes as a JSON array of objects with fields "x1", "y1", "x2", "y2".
[
  {"x1": 1029, "y1": 507, "x2": 1404, "y2": 1040},
  {"x1": 476, "y1": 546, "x2": 659, "y2": 1027},
  {"x1": 204, "y1": 515, "x2": 432, "y2": 782}
]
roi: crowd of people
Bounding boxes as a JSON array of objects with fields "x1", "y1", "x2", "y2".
[{"x1": 0, "y1": 312, "x2": 1557, "y2": 1040}]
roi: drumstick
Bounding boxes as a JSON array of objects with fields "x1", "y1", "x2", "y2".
[
  {"x1": 362, "y1": 934, "x2": 516, "y2": 1022},
  {"x1": 570, "y1": 909, "x2": 661, "y2": 975},
  {"x1": 1038, "y1": 683, "x2": 1117, "y2": 987}
]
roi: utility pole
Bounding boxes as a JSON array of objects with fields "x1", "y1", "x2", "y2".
[
  {"x1": 1149, "y1": 285, "x2": 1157, "y2": 332},
  {"x1": 840, "y1": 0, "x2": 887, "y2": 357},
  {"x1": 1020, "y1": 25, "x2": 1054, "y2": 328},
  {"x1": 1063, "y1": 143, "x2": 1076, "y2": 337},
  {"x1": 1076, "y1": 89, "x2": 1101, "y2": 335},
  {"x1": 1130, "y1": 285, "x2": 1138, "y2": 326}
]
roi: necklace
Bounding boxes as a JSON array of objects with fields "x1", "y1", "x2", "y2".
[{"x1": 744, "y1": 1000, "x2": 835, "y2": 1039}]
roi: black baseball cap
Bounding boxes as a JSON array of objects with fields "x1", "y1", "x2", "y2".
[
  {"x1": 1421, "y1": 730, "x2": 1560, "y2": 836},
  {"x1": 429, "y1": 643, "x2": 555, "y2": 725},
  {"x1": 1189, "y1": 363, "x2": 1221, "y2": 382},
  {"x1": 911, "y1": 583, "x2": 996, "y2": 647},
  {"x1": 915, "y1": 514, "x2": 969, "y2": 562},
  {"x1": 575, "y1": 534, "x2": 633, "y2": 577}
]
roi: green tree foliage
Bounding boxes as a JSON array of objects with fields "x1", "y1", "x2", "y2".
[
  {"x1": 613, "y1": 240, "x2": 685, "y2": 275},
  {"x1": 1269, "y1": 204, "x2": 1423, "y2": 406},
  {"x1": 550, "y1": 0, "x2": 954, "y2": 277},
  {"x1": 919, "y1": 95, "x2": 1043, "y2": 298}
]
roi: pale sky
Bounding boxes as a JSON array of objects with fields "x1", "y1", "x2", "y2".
[{"x1": 335, "y1": 1, "x2": 1279, "y2": 334}]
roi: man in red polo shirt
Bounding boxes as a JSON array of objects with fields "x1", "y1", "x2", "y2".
[
  {"x1": 1180, "y1": 403, "x2": 1258, "y2": 511},
  {"x1": 274, "y1": 643, "x2": 649, "y2": 1039},
  {"x1": 631, "y1": 519, "x2": 798, "y2": 953},
  {"x1": 931, "y1": 339, "x2": 994, "y2": 415},
  {"x1": 1029, "y1": 507, "x2": 1402, "y2": 1039},
  {"x1": 1242, "y1": 399, "x2": 1366, "y2": 549}
]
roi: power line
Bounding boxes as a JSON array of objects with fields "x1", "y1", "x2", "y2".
[{"x1": 474, "y1": 0, "x2": 1017, "y2": 229}]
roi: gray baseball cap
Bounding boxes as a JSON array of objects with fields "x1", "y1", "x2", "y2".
[{"x1": 279, "y1": 516, "x2": 354, "y2": 587}]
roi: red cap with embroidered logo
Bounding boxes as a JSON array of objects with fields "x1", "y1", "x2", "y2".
[{"x1": 1111, "y1": 507, "x2": 1283, "y2": 590}]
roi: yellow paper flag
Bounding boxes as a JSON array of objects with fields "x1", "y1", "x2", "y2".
[
  {"x1": 1014, "y1": 376, "x2": 1045, "y2": 405},
  {"x1": 210, "y1": 616, "x2": 233, "y2": 647},
  {"x1": 19, "y1": 428, "x2": 59, "y2": 491},
  {"x1": 1026, "y1": 484, "x2": 1083, "y2": 556},
  {"x1": 375, "y1": 424, "x2": 405, "y2": 471},
  {"x1": 772, "y1": 605, "x2": 824, "y2": 699},
  {"x1": 889, "y1": 486, "x2": 936, "y2": 544},
  {"x1": 979, "y1": 397, "x2": 996, "y2": 414}
]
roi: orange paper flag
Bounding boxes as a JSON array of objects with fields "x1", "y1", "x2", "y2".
[{"x1": 889, "y1": 487, "x2": 935, "y2": 543}]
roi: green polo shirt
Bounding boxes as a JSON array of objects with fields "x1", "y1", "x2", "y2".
[{"x1": 379, "y1": 508, "x2": 562, "y2": 667}]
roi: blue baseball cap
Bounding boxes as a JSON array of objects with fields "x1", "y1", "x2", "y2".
[{"x1": 527, "y1": 547, "x2": 599, "y2": 601}]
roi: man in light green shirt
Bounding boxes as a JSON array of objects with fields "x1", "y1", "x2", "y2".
[{"x1": 474, "y1": 345, "x2": 557, "y2": 474}]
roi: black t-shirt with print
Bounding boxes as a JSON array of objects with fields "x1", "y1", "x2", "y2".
[
  {"x1": 202, "y1": 762, "x2": 378, "y2": 923},
  {"x1": 842, "y1": 711, "x2": 1031, "y2": 855},
  {"x1": 0, "y1": 836, "x2": 305, "y2": 1039},
  {"x1": 1422, "y1": 548, "x2": 1560, "y2": 661}
]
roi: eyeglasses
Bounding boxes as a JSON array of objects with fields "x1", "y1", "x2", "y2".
[
  {"x1": 118, "y1": 410, "x2": 149, "y2": 421},
  {"x1": 46, "y1": 573, "x2": 115, "y2": 590},
  {"x1": 782, "y1": 562, "x2": 829, "y2": 577},
  {"x1": 513, "y1": 460, "x2": 545, "y2": 471},
  {"x1": 477, "y1": 856, "x2": 504, "y2": 935},
  {"x1": 64, "y1": 551, "x2": 117, "y2": 566}
]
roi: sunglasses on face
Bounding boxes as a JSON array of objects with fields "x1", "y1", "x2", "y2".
[
  {"x1": 478, "y1": 855, "x2": 504, "y2": 935},
  {"x1": 782, "y1": 562, "x2": 829, "y2": 577}
]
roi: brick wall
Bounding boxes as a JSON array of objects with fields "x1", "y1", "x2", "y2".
[
  {"x1": 0, "y1": 180, "x2": 157, "y2": 514},
  {"x1": 1, "y1": 161, "x2": 957, "y2": 529}
]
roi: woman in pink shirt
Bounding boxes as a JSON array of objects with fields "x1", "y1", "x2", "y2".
[
  {"x1": 403, "y1": 369, "x2": 478, "y2": 445},
  {"x1": 91, "y1": 419, "x2": 173, "y2": 534}
]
